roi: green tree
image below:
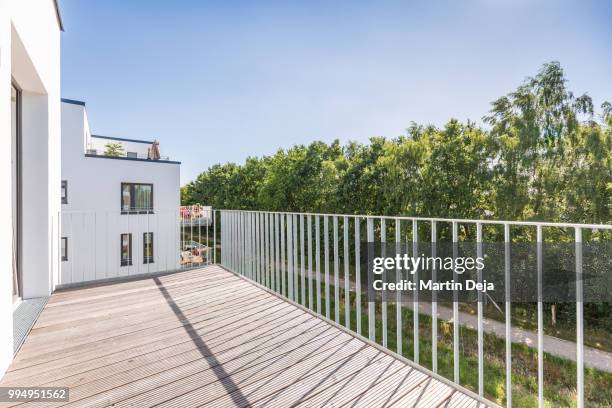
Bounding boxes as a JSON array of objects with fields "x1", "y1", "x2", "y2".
[{"x1": 104, "y1": 142, "x2": 125, "y2": 157}]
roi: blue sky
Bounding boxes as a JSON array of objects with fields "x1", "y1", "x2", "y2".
[{"x1": 59, "y1": 0, "x2": 612, "y2": 184}]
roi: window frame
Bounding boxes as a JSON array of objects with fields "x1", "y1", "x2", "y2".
[
  {"x1": 143, "y1": 232, "x2": 154, "y2": 264},
  {"x1": 126, "y1": 151, "x2": 138, "y2": 159},
  {"x1": 61, "y1": 237, "x2": 68, "y2": 261},
  {"x1": 61, "y1": 180, "x2": 68, "y2": 204},
  {"x1": 120, "y1": 182, "x2": 154, "y2": 214},
  {"x1": 120, "y1": 233, "x2": 132, "y2": 266}
]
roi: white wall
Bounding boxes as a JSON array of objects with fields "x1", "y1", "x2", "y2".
[
  {"x1": 60, "y1": 102, "x2": 181, "y2": 285},
  {"x1": 0, "y1": 0, "x2": 61, "y2": 377}
]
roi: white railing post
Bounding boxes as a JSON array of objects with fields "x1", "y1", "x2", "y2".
[
  {"x1": 537, "y1": 225, "x2": 543, "y2": 408},
  {"x1": 344, "y1": 216, "x2": 350, "y2": 329},
  {"x1": 576, "y1": 227, "x2": 584, "y2": 408},
  {"x1": 367, "y1": 217, "x2": 375, "y2": 342},
  {"x1": 300, "y1": 214, "x2": 306, "y2": 306},
  {"x1": 315, "y1": 216, "x2": 321, "y2": 315},
  {"x1": 413, "y1": 219, "x2": 419, "y2": 364},
  {"x1": 381, "y1": 218, "x2": 387, "y2": 348},
  {"x1": 324, "y1": 215, "x2": 330, "y2": 319},
  {"x1": 395, "y1": 218, "x2": 402, "y2": 355},
  {"x1": 293, "y1": 214, "x2": 299, "y2": 302},
  {"x1": 452, "y1": 221, "x2": 460, "y2": 384},
  {"x1": 287, "y1": 214, "x2": 294, "y2": 300},
  {"x1": 355, "y1": 217, "x2": 361, "y2": 336},
  {"x1": 334, "y1": 215, "x2": 340, "y2": 324},
  {"x1": 504, "y1": 222, "x2": 512, "y2": 407},
  {"x1": 307, "y1": 215, "x2": 313, "y2": 310},
  {"x1": 431, "y1": 220, "x2": 437, "y2": 373},
  {"x1": 281, "y1": 214, "x2": 286, "y2": 296},
  {"x1": 477, "y1": 222, "x2": 484, "y2": 397}
]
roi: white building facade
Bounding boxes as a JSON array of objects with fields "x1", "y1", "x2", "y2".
[
  {"x1": 60, "y1": 100, "x2": 181, "y2": 286},
  {"x1": 0, "y1": 0, "x2": 63, "y2": 377}
]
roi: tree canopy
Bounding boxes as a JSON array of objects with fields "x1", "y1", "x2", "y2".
[{"x1": 182, "y1": 62, "x2": 611, "y2": 227}]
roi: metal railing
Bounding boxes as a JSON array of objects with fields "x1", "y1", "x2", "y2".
[{"x1": 217, "y1": 209, "x2": 611, "y2": 408}]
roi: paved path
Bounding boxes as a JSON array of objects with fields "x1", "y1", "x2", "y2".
[
  {"x1": 308, "y1": 270, "x2": 612, "y2": 372},
  {"x1": 413, "y1": 302, "x2": 612, "y2": 372}
]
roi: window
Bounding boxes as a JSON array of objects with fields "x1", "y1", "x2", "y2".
[
  {"x1": 143, "y1": 232, "x2": 154, "y2": 264},
  {"x1": 61, "y1": 180, "x2": 68, "y2": 204},
  {"x1": 61, "y1": 237, "x2": 68, "y2": 261},
  {"x1": 120, "y1": 233, "x2": 132, "y2": 266},
  {"x1": 121, "y1": 183, "x2": 153, "y2": 213},
  {"x1": 127, "y1": 151, "x2": 138, "y2": 158}
]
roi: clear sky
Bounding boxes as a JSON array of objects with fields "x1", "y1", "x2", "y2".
[{"x1": 59, "y1": 0, "x2": 612, "y2": 184}]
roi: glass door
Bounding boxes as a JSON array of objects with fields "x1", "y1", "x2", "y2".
[{"x1": 11, "y1": 82, "x2": 22, "y2": 301}]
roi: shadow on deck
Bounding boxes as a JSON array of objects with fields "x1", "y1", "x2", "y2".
[{"x1": 1, "y1": 265, "x2": 490, "y2": 407}]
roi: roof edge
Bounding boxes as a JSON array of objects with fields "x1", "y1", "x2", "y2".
[
  {"x1": 53, "y1": 0, "x2": 64, "y2": 31},
  {"x1": 91, "y1": 135, "x2": 155, "y2": 145},
  {"x1": 85, "y1": 154, "x2": 181, "y2": 165},
  {"x1": 61, "y1": 98, "x2": 86, "y2": 106}
]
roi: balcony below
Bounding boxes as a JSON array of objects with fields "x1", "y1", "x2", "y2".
[{"x1": 0, "y1": 265, "x2": 487, "y2": 407}]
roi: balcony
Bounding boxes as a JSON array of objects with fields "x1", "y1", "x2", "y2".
[
  {"x1": 0, "y1": 265, "x2": 485, "y2": 407},
  {"x1": 3, "y1": 208, "x2": 610, "y2": 407}
]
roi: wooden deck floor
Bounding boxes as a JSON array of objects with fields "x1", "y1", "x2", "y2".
[{"x1": 1, "y1": 265, "x2": 488, "y2": 407}]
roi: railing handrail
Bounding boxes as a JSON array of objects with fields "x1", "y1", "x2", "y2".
[{"x1": 216, "y1": 208, "x2": 612, "y2": 230}]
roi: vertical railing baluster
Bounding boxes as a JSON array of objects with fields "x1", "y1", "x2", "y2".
[
  {"x1": 334, "y1": 216, "x2": 340, "y2": 324},
  {"x1": 477, "y1": 222, "x2": 484, "y2": 397},
  {"x1": 293, "y1": 214, "x2": 299, "y2": 302},
  {"x1": 308, "y1": 215, "x2": 313, "y2": 310},
  {"x1": 213, "y1": 210, "x2": 216, "y2": 264},
  {"x1": 281, "y1": 214, "x2": 286, "y2": 297},
  {"x1": 367, "y1": 217, "x2": 375, "y2": 342},
  {"x1": 576, "y1": 227, "x2": 584, "y2": 408},
  {"x1": 287, "y1": 214, "x2": 294, "y2": 300},
  {"x1": 316, "y1": 216, "x2": 321, "y2": 315},
  {"x1": 300, "y1": 214, "x2": 306, "y2": 306},
  {"x1": 344, "y1": 216, "x2": 350, "y2": 329},
  {"x1": 266, "y1": 212, "x2": 271, "y2": 288},
  {"x1": 245, "y1": 212, "x2": 252, "y2": 282},
  {"x1": 236, "y1": 212, "x2": 239, "y2": 273},
  {"x1": 275, "y1": 213, "x2": 280, "y2": 293},
  {"x1": 537, "y1": 225, "x2": 543, "y2": 408},
  {"x1": 412, "y1": 219, "x2": 419, "y2": 364},
  {"x1": 395, "y1": 218, "x2": 402, "y2": 355},
  {"x1": 381, "y1": 218, "x2": 387, "y2": 348},
  {"x1": 324, "y1": 216, "x2": 330, "y2": 320},
  {"x1": 261, "y1": 213, "x2": 266, "y2": 287},
  {"x1": 253, "y1": 212, "x2": 257, "y2": 279},
  {"x1": 504, "y1": 223, "x2": 512, "y2": 407},
  {"x1": 258, "y1": 213, "x2": 263, "y2": 283},
  {"x1": 452, "y1": 221, "x2": 460, "y2": 384},
  {"x1": 270, "y1": 213, "x2": 275, "y2": 291},
  {"x1": 356, "y1": 218, "x2": 361, "y2": 336},
  {"x1": 431, "y1": 220, "x2": 437, "y2": 373}
]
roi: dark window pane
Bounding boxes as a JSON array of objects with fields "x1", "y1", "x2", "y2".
[
  {"x1": 122, "y1": 185, "x2": 131, "y2": 211},
  {"x1": 121, "y1": 233, "x2": 132, "y2": 266},
  {"x1": 143, "y1": 232, "x2": 154, "y2": 263},
  {"x1": 61, "y1": 237, "x2": 68, "y2": 261}
]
